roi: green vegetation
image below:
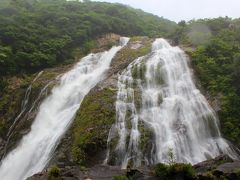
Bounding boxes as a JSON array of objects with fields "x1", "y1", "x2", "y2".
[
  {"x1": 131, "y1": 62, "x2": 147, "y2": 81},
  {"x1": 138, "y1": 123, "x2": 153, "y2": 151},
  {"x1": 113, "y1": 36, "x2": 152, "y2": 64},
  {"x1": 48, "y1": 165, "x2": 60, "y2": 179},
  {"x1": 154, "y1": 163, "x2": 169, "y2": 179},
  {"x1": 236, "y1": 168, "x2": 240, "y2": 178},
  {"x1": 154, "y1": 149, "x2": 195, "y2": 180},
  {"x1": 172, "y1": 17, "x2": 240, "y2": 146},
  {"x1": 205, "y1": 171, "x2": 215, "y2": 180},
  {"x1": 113, "y1": 176, "x2": 129, "y2": 180},
  {"x1": 0, "y1": 0, "x2": 176, "y2": 79},
  {"x1": 167, "y1": 148, "x2": 176, "y2": 165},
  {"x1": 71, "y1": 87, "x2": 116, "y2": 165},
  {"x1": 154, "y1": 163, "x2": 196, "y2": 180}
]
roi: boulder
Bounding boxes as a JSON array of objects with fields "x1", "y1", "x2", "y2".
[
  {"x1": 194, "y1": 154, "x2": 233, "y2": 174},
  {"x1": 213, "y1": 161, "x2": 240, "y2": 179},
  {"x1": 194, "y1": 155, "x2": 240, "y2": 180}
]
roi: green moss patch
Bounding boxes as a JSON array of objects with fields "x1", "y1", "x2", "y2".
[
  {"x1": 110, "y1": 37, "x2": 152, "y2": 75},
  {"x1": 71, "y1": 88, "x2": 117, "y2": 165}
]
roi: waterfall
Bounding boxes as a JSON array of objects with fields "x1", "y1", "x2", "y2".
[
  {"x1": 2, "y1": 71, "x2": 53, "y2": 160},
  {"x1": 0, "y1": 37, "x2": 130, "y2": 180},
  {"x1": 105, "y1": 38, "x2": 238, "y2": 168}
]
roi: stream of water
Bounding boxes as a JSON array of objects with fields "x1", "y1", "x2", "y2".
[{"x1": 0, "y1": 37, "x2": 129, "y2": 180}]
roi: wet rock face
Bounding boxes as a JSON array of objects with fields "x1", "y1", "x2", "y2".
[
  {"x1": 27, "y1": 173, "x2": 48, "y2": 180},
  {"x1": 194, "y1": 154, "x2": 234, "y2": 173},
  {"x1": 88, "y1": 165, "x2": 126, "y2": 179},
  {"x1": 27, "y1": 164, "x2": 158, "y2": 180},
  {"x1": 28, "y1": 155, "x2": 240, "y2": 180},
  {"x1": 27, "y1": 165, "x2": 125, "y2": 180},
  {"x1": 216, "y1": 161, "x2": 240, "y2": 173},
  {"x1": 27, "y1": 166, "x2": 85, "y2": 180},
  {"x1": 213, "y1": 162, "x2": 240, "y2": 179},
  {"x1": 194, "y1": 155, "x2": 240, "y2": 180}
]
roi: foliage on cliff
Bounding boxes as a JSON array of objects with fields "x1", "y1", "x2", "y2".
[{"x1": 172, "y1": 17, "x2": 240, "y2": 146}]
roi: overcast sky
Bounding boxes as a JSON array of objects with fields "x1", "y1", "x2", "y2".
[{"x1": 94, "y1": 0, "x2": 240, "y2": 22}]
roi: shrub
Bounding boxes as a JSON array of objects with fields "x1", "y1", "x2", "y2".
[
  {"x1": 220, "y1": 175, "x2": 227, "y2": 180},
  {"x1": 236, "y1": 168, "x2": 240, "y2": 177},
  {"x1": 205, "y1": 171, "x2": 215, "y2": 180},
  {"x1": 154, "y1": 163, "x2": 169, "y2": 180},
  {"x1": 48, "y1": 165, "x2": 60, "y2": 178},
  {"x1": 113, "y1": 176, "x2": 129, "y2": 180},
  {"x1": 155, "y1": 163, "x2": 195, "y2": 180},
  {"x1": 168, "y1": 163, "x2": 195, "y2": 179}
]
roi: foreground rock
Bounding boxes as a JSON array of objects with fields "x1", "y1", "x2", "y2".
[
  {"x1": 27, "y1": 165, "x2": 155, "y2": 180},
  {"x1": 28, "y1": 155, "x2": 240, "y2": 180},
  {"x1": 194, "y1": 155, "x2": 240, "y2": 179}
]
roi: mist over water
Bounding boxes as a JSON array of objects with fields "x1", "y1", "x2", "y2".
[
  {"x1": 0, "y1": 37, "x2": 129, "y2": 180},
  {"x1": 105, "y1": 38, "x2": 238, "y2": 168}
]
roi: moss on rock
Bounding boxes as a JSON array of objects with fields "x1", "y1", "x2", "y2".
[
  {"x1": 71, "y1": 88, "x2": 117, "y2": 165},
  {"x1": 108, "y1": 37, "x2": 152, "y2": 76}
]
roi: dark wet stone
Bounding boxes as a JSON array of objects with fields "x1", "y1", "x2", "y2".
[
  {"x1": 194, "y1": 154, "x2": 234, "y2": 174},
  {"x1": 88, "y1": 165, "x2": 126, "y2": 179},
  {"x1": 216, "y1": 161, "x2": 240, "y2": 174}
]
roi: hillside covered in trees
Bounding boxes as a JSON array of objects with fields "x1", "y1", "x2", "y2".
[{"x1": 0, "y1": 0, "x2": 176, "y2": 78}]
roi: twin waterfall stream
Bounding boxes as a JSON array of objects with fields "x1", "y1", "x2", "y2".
[{"x1": 0, "y1": 38, "x2": 237, "y2": 179}]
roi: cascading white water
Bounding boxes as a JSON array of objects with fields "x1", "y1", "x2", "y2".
[
  {"x1": 0, "y1": 37, "x2": 129, "y2": 180},
  {"x1": 106, "y1": 38, "x2": 238, "y2": 168}
]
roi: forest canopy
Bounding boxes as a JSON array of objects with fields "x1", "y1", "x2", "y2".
[{"x1": 0, "y1": 0, "x2": 177, "y2": 76}]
